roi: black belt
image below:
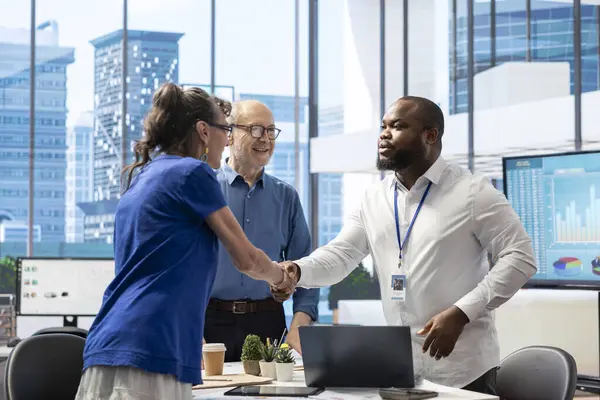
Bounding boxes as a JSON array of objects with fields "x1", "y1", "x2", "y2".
[{"x1": 208, "y1": 298, "x2": 282, "y2": 315}]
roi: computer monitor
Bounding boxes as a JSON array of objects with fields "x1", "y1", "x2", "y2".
[
  {"x1": 16, "y1": 258, "x2": 114, "y2": 326},
  {"x1": 502, "y1": 150, "x2": 600, "y2": 289}
]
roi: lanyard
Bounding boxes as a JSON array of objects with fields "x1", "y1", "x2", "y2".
[{"x1": 394, "y1": 181, "x2": 432, "y2": 268}]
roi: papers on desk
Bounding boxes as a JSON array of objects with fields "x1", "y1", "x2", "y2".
[
  {"x1": 193, "y1": 374, "x2": 273, "y2": 390},
  {"x1": 193, "y1": 393, "x2": 379, "y2": 400}
]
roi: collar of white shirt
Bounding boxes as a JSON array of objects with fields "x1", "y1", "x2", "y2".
[{"x1": 391, "y1": 155, "x2": 449, "y2": 192}]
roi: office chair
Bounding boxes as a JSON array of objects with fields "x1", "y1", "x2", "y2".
[
  {"x1": 33, "y1": 326, "x2": 88, "y2": 339},
  {"x1": 495, "y1": 345, "x2": 577, "y2": 400},
  {"x1": 4, "y1": 333, "x2": 85, "y2": 400}
]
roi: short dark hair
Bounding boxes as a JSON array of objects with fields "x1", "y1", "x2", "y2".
[{"x1": 401, "y1": 96, "x2": 445, "y2": 138}]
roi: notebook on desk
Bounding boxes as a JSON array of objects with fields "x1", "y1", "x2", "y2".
[{"x1": 298, "y1": 325, "x2": 414, "y2": 388}]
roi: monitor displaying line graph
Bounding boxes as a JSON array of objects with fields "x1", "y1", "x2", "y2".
[{"x1": 503, "y1": 150, "x2": 600, "y2": 289}]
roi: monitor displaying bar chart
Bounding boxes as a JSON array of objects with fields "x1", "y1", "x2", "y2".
[{"x1": 503, "y1": 150, "x2": 600, "y2": 289}]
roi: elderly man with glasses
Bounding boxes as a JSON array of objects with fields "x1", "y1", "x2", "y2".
[{"x1": 202, "y1": 99, "x2": 319, "y2": 362}]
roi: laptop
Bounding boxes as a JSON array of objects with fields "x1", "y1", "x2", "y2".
[{"x1": 298, "y1": 325, "x2": 415, "y2": 388}]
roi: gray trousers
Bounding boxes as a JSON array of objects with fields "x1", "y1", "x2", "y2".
[{"x1": 75, "y1": 365, "x2": 193, "y2": 400}]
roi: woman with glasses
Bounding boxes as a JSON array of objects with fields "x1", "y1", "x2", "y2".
[{"x1": 75, "y1": 84, "x2": 292, "y2": 400}]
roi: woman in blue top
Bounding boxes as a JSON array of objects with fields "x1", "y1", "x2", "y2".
[{"x1": 75, "y1": 83, "x2": 291, "y2": 400}]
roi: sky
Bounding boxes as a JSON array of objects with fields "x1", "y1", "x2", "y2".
[{"x1": 0, "y1": 0, "x2": 347, "y2": 129}]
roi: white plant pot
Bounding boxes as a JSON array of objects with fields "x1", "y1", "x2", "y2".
[
  {"x1": 275, "y1": 362, "x2": 294, "y2": 382},
  {"x1": 259, "y1": 361, "x2": 277, "y2": 379}
]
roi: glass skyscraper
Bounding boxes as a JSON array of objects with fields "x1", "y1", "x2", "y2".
[
  {"x1": 0, "y1": 22, "x2": 74, "y2": 243},
  {"x1": 450, "y1": 0, "x2": 600, "y2": 114},
  {"x1": 80, "y1": 29, "x2": 183, "y2": 243}
]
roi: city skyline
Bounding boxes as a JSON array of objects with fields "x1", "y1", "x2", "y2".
[
  {"x1": 0, "y1": 0, "x2": 321, "y2": 131},
  {"x1": 0, "y1": 16, "x2": 344, "y2": 246}
]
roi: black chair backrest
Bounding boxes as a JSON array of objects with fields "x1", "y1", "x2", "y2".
[
  {"x1": 496, "y1": 345, "x2": 577, "y2": 400},
  {"x1": 4, "y1": 333, "x2": 85, "y2": 400},
  {"x1": 33, "y1": 326, "x2": 88, "y2": 340}
]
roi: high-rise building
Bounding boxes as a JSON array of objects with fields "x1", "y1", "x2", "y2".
[
  {"x1": 0, "y1": 22, "x2": 74, "y2": 243},
  {"x1": 89, "y1": 29, "x2": 184, "y2": 201},
  {"x1": 315, "y1": 105, "x2": 344, "y2": 246},
  {"x1": 449, "y1": 0, "x2": 600, "y2": 114},
  {"x1": 80, "y1": 29, "x2": 183, "y2": 243},
  {"x1": 181, "y1": 83, "x2": 235, "y2": 102},
  {"x1": 65, "y1": 111, "x2": 94, "y2": 243}
]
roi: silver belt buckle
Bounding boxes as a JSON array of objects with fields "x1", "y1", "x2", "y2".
[{"x1": 232, "y1": 301, "x2": 247, "y2": 314}]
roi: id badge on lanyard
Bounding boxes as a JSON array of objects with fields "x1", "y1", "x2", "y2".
[{"x1": 391, "y1": 181, "x2": 432, "y2": 302}]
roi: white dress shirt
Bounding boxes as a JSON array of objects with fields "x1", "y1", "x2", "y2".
[{"x1": 296, "y1": 156, "x2": 536, "y2": 388}]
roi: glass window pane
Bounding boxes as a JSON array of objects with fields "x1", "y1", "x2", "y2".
[
  {"x1": 0, "y1": 0, "x2": 31, "y2": 293},
  {"x1": 215, "y1": 0, "x2": 313, "y2": 324},
  {"x1": 318, "y1": 0, "x2": 381, "y2": 325},
  {"x1": 32, "y1": 0, "x2": 121, "y2": 259}
]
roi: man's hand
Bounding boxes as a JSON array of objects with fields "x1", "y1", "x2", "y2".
[
  {"x1": 270, "y1": 261, "x2": 299, "y2": 302},
  {"x1": 285, "y1": 328, "x2": 302, "y2": 354},
  {"x1": 285, "y1": 311, "x2": 312, "y2": 355},
  {"x1": 417, "y1": 305, "x2": 470, "y2": 360}
]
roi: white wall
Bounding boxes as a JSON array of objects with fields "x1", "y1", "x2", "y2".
[
  {"x1": 310, "y1": 90, "x2": 600, "y2": 175},
  {"x1": 474, "y1": 62, "x2": 571, "y2": 110}
]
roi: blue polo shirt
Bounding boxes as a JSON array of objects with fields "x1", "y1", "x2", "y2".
[
  {"x1": 210, "y1": 161, "x2": 319, "y2": 321},
  {"x1": 83, "y1": 154, "x2": 226, "y2": 385}
]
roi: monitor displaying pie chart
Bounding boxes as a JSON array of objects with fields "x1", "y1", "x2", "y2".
[
  {"x1": 592, "y1": 257, "x2": 600, "y2": 276},
  {"x1": 553, "y1": 257, "x2": 583, "y2": 277}
]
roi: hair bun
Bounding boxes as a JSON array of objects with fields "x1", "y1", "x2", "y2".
[{"x1": 152, "y1": 82, "x2": 183, "y2": 110}]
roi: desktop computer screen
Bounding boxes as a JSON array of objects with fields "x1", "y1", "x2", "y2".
[
  {"x1": 503, "y1": 150, "x2": 600, "y2": 289},
  {"x1": 17, "y1": 258, "x2": 115, "y2": 316}
]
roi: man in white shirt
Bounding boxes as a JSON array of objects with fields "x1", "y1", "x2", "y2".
[{"x1": 272, "y1": 96, "x2": 536, "y2": 394}]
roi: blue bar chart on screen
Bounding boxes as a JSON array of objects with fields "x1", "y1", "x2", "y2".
[
  {"x1": 503, "y1": 150, "x2": 600, "y2": 392},
  {"x1": 503, "y1": 150, "x2": 600, "y2": 289}
]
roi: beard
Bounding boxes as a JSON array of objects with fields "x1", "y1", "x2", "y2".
[{"x1": 376, "y1": 148, "x2": 415, "y2": 171}]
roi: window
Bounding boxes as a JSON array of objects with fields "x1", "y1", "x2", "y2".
[
  {"x1": 0, "y1": 0, "x2": 32, "y2": 267},
  {"x1": 215, "y1": 0, "x2": 312, "y2": 325},
  {"x1": 315, "y1": 0, "x2": 382, "y2": 324},
  {"x1": 32, "y1": 0, "x2": 122, "y2": 250}
]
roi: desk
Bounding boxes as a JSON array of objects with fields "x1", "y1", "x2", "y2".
[
  {"x1": 0, "y1": 346, "x2": 11, "y2": 358},
  {"x1": 192, "y1": 363, "x2": 498, "y2": 399}
]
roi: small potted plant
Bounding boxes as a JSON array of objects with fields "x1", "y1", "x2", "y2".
[
  {"x1": 275, "y1": 343, "x2": 295, "y2": 382},
  {"x1": 259, "y1": 338, "x2": 278, "y2": 379},
  {"x1": 241, "y1": 334, "x2": 262, "y2": 376}
]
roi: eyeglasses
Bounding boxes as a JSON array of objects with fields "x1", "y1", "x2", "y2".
[
  {"x1": 210, "y1": 123, "x2": 233, "y2": 134},
  {"x1": 231, "y1": 124, "x2": 281, "y2": 140}
]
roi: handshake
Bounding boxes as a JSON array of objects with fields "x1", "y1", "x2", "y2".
[{"x1": 270, "y1": 261, "x2": 300, "y2": 302}]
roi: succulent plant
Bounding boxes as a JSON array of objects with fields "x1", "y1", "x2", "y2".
[
  {"x1": 275, "y1": 344, "x2": 295, "y2": 364},
  {"x1": 260, "y1": 339, "x2": 277, "y2": 362}
]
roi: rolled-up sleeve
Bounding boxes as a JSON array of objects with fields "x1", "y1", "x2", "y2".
[
  {"x1": 454, "y1": 177, "x2": 537, "y2": 322},
  {"x1": 286, "y1": 191, "x2": 319, "y2": 321}
]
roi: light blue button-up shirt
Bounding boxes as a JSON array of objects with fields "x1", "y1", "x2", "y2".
[{"x1": 210, "y1": 161, "x2": 319, "y2": 321}]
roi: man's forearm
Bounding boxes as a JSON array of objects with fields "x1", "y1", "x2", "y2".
[
  {"x1": 290, "y1": 311, "x2": 312, "y2": 329},
  {"x1": 285, "y1": 311, "x2": 313, "y2": 353},
  {"x1": 454, "y1": 252, "x2": 536, "y2": 322},
  {"x1": 294, "y1": 214, "x2": 370, "y2": 288},
  {"x1": 295, "y1": 259, "x2": 353, "y2": 288}
]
